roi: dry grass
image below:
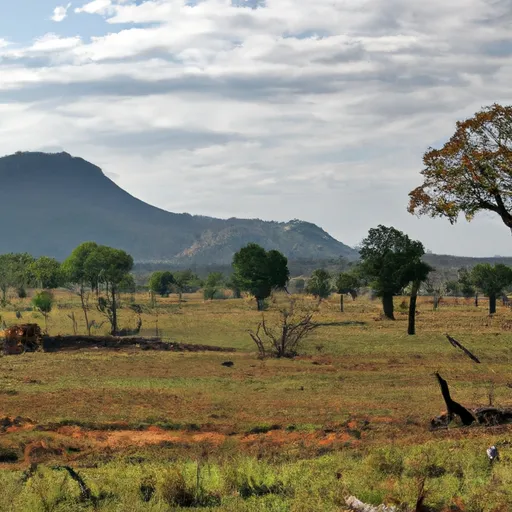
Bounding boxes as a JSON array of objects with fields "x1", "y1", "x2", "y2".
[
  {"x1": 0, "y1": 291, "x2": 510, "y2": 434},
  {"x1": 0, "y1": 290, "x2": 511, "y2": 510}
]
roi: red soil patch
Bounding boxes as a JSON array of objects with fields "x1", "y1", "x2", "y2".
[
  {"x1": 80, "y1": 428, "x2": 355, "y2": 448},
  {"x1": 372, "y1": 416, "x2": 394, "y2": 424}
]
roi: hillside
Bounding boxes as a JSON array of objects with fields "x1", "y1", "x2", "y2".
[
  {"x1": 0, "y1": 151, "x2": 358, "y2": 263},
  {"x1": 423, "y1": 253, "x2": 512, "y2": 269}
]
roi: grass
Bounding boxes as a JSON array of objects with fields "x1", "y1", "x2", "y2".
[{"x1": 0, "y1": 290, "x2": 511, "y2": 510}]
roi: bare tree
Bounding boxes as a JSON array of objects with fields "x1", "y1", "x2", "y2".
[{"x1": 248, "y1": 299, "x2": 320, "y2": 358}]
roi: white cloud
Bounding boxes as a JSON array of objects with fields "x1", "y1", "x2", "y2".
[
  {"x1": 31, "y1": 34, "x2": 82, "y2": 53},
  {"x1": 1, "y1": 0, "x2": 512, "y2": 255},
  {"x1": 51, "y1": 3, "x2": 72, "y2": 22},
  {"x1": 75, "y1": 0, "x2": 114, "y2": 15}
]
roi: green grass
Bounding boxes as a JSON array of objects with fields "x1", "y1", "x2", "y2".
[{"x1": 0, "y1": 441, "x2": 512, "y2": 511}]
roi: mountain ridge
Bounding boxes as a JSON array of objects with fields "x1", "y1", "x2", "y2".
[{"x1": 0, "y1": 151, "x2": 358, "y2": 263}]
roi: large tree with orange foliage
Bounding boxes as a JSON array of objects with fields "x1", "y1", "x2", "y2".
[{"x1": 408, "y1": 104, "x2": 512, "y2": 231}]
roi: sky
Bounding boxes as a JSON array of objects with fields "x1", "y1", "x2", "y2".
[{"x1": 1, "y1": 0, "x2": 512, "y2": 256}]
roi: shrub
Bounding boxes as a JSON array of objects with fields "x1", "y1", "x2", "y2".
[{"x1": 248, "y1": 299, "x2": 319, "y2": 358}]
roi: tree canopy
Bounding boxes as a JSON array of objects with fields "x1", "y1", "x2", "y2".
[
  {"x1": 32, "y1": 290, "x2": 54, "y2": 333},
  {"x1": 62, "y1": 242, "x2": 99, "y2": 290},
  {"x1": 458, "y1": 268, "x2": 476, "y2": 298},
  {"x1": 359, "y1": 225, "x2": 431, "y2": 319},
  {"x1": 471, "y1": 263, "x2": 512, "y2": 314},
  {"x1": 148, "y1": 271, "x2": 175, "y2": 297},
  {"x1": 335, "y1": 272, "x2": 360, "y2": 298},
  {"x1": 62, "y1": 242, "x2": 133, "y2": 335},
  {"x1": 173, "y1": 270, "x2": 201, "y2": 300},
  {"x1": 408, "y1": 104, "x2": 512, "y2": 232},
  {"x1": 31, "y1": 256, "x2": 63, "y2": 289},
  {"x1": 0, "y1": 252, "x2": 35, "y2": 303},
  {"x1": 232, "y1": 243, "x2": 289, "y2": 310},
  {"x1": 306, "y1": 269, "x2": 332, "y2": 300},
  {"x1": 203, "y1": 272, "x2": 225, "y2": 300}
]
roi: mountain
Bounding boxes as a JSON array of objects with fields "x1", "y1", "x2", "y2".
[{"x1": 0, "y1": 151, "x2": 358, "y2": 263}]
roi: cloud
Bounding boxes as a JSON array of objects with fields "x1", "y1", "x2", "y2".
[
  {"x1": 1, "y1": 0, "x2": 512, "y2": 255},
  {"x1": 51, "y1": 3, "x2": 72, "y2": 22},
  {"x1": 75, "y1": 0, "x2": 114, "y2": 15}
]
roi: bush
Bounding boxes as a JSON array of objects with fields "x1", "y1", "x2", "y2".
[
  {"x1": 248, "y1": 299, "x2": 319, "y2": 358},
  {"x1": 160, "y1": 469, "x2": 195, "y2": 507},
  {"x1": 159, "y1": 467, "x2": 220, "y2": 508}
]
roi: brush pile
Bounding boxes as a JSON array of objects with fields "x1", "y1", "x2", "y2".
[{"x1": 2, "y1": 324, "x2": 43, "y2": 355}]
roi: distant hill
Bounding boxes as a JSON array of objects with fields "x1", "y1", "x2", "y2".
[
  {"x1": 0, "y1": 151, "x2": 358, "y2": 263},
  {"x1": 423, "y1": 253, "x2": 512, "y2": 270}
]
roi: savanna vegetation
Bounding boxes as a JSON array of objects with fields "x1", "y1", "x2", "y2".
[{"x1": 0, "y1": 103, "x2": 512, "y2": 511}]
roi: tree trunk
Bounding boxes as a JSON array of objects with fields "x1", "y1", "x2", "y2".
[
  {"x1": 340, "y1": 293, "x2": 344, "y2": 313},
  {"x1": 111, "y1": 286, "x2": 118, "y2": 335},
  {"x1": 80, "y1": 287, "x2": 91, "y2": 336},
  {"x1": 382, "y1": 293, "x2": 395, "y2": 320},
  {"x1": 489, "y1": 293, "x2": 497, "y2": 315},
  {"x1": 256, "y1": 298, "x2": 264, "y2": 311},
  {"x1": 433, "y1": 293, "x2": 439, "y2": 310},
  {"x1": 475, "y1": 293, "x2": 479, "y2": 307},
  {"x1": 408, "y1": 281, "x2": 420, "y2": 335}
]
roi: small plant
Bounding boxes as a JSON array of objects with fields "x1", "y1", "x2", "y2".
[
  {"x1": 160, "y1": 467, "x2": 220, "y2": 508},
  {"x1": 140, "y1": 475, "x2": 156, "y2": 503},
  {"x1": 66, "y1": 312, "x2": 78, "y2": 335},
  {"x1": 31, "y1": 291, "x2": 53, "y2": 334},
  {"x1": 248, "y1": 299, "x2": 320, "y2": 358}
]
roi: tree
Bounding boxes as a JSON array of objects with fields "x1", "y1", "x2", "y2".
[
  {"x1": 458, "y1": 268, "x2": 476, "y2": 300},
  {"x1": 335, "y1": 272, "x2": 360, "y2": 312},
  {"x1": 0, "y1": 253, "x2": 35, "y2": 304},
  {"x1": 232, "y1": 244, "x2": 290, "y2": 311},
  {"x1": 470, "y1": 263, "x2": 512, "y2": 314},
  {"x1": 173, "y1": 270, "x2": 199, "y2": 302},
  {"x1": 306, "y1": 269, "x2": 332, "y2": 301},
  {"x1": 408, "y1": 104, "x2": 512, "y2": 234},
  {"x1": 359, "y1": 225, "x2": 428, "y2": 320},
  {"x1": 445, "y1": 280, "x2": 461, "y2": 297},
  {"x1": 248, "y1": 299, "x2": 319, "y2": 358},
  {"x1": 86, "y1": 245, "x2": 134, "y2": 335},
  {"x1": 406, "y1": 261, "x2": 432, "y2": 335},
  {"x1": 226, "y1": 274, "x2": 243, "y2": 299},
  {"x1": 30, "y1": 256, "x2": 63, "y2": 289},
  {"x1": 32, "y1": 290, "x2": 53, "y2": 333},
  {"x1": 203, "y1": 272, "x2": 224, "y2": 300},
  {"x1": 148, "y1": 271, "x2": 174, "y2": 297},
  {"x1": 62, "y1": 242, "x2": 99, "y2": 335},
  {"x1": 119, "y1": 274, "x2": 136, "y2": 294},
  {"x1": 0, "y1": 254, "x2": 12, "y2": 304},
  {"x1": 423, "y1": 270, "x2": 446, "y2": 310}
]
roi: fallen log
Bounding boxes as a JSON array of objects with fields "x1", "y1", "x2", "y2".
[
  {"x1": 431, "y1": 373, "x2": 512, "y2": 429},
  {"x1": 345, "y1": 495, "x2": 397, "y2": 512},
  {"x1": 41, "y1": 335, "x2": 235, "y2": 353},
  {"x1": 434, "y1": 373, "x2": 475, "y2": 426},
  {"x1": 445, "y1": 334, "x2": 481, "y2": 363}
]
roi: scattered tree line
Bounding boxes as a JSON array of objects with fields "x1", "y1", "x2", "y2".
[{"x1": 1, "y1": 227, "x2": 511, "y2": 338}]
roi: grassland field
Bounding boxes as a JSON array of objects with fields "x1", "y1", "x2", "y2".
[{"x1": 0, "y1": 290, "x2": 511, "y2": 511}]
